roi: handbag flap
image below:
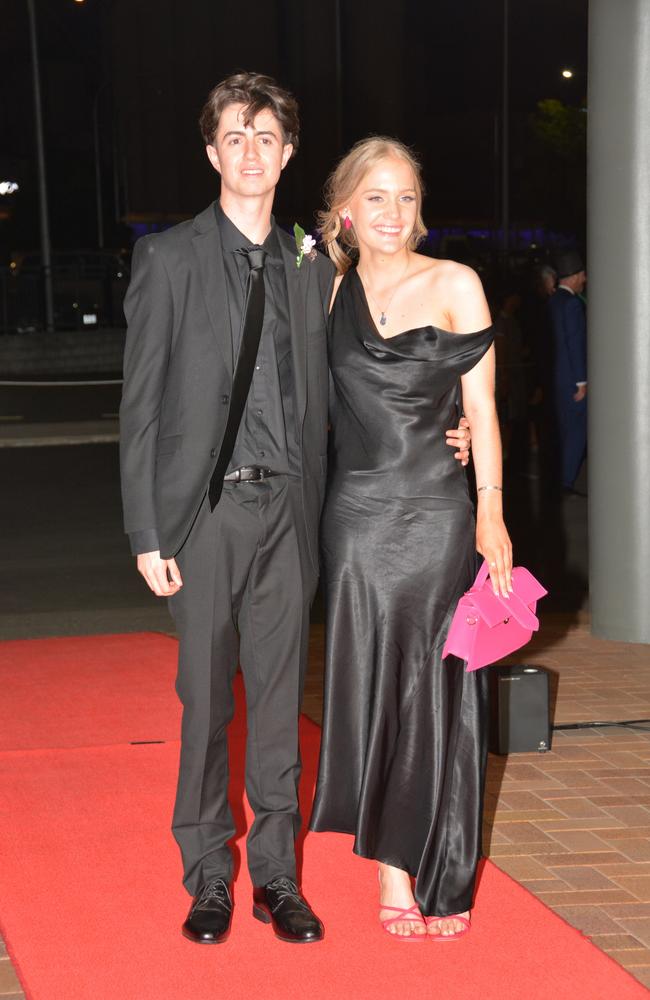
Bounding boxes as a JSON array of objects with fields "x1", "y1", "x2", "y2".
[
  {"x1": 510, "y1": 566, "x2": 548, "y2": 601},
  {"x1": 468, "y1": 580, "x2": 541, "y2": 631},
  {"x1": 468, "y1": 587, "x2": 512, "y2": 627}
]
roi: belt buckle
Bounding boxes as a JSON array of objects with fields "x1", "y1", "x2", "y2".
[{"x1": 241, "y1": 465, "x2": 263, "y2": 481}]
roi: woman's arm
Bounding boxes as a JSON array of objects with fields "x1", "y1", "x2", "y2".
[{"x1": 448, "y1": 266, "x2": 513, "y2": 598}]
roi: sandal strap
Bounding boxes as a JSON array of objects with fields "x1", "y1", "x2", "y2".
[
  {"x1": 426, "y1": 915, "x2": 471, "y2": 930},
  {"x1": 381, "y1": 904, "x2": 425, "y2": 928}
]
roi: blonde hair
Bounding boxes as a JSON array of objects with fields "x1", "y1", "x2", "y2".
[{"x1": 318, "y1": 136, "x2": 427, "y2": 274}]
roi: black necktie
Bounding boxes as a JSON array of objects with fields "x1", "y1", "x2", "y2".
[{"x1": 208, "y1": 246, "x2": 267, "y2": 510}]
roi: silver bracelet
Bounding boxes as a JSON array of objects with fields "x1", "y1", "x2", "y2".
[{"x1": 477, "y1": 485, "x2": 503, "y2": 493}]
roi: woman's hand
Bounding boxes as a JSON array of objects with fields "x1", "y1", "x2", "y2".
[
  {"x1": 476, "y1": 514, "x2": 512, "y2": 598},
  {"x1": 445, "y1": 416, "x2": 471, "y2": 466}
]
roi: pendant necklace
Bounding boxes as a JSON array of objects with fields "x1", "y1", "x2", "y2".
[{"x1": 358, "y1": 258, "x2": 410, "y2": 327}]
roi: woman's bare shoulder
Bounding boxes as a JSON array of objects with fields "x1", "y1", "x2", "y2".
[{"x1": 418, "y1": 256, "x2": 483, "y2": 290}]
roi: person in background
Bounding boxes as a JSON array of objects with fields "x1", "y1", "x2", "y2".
[
  {"x1": 493, "y1": 289, "x2": 527, "y2": 472},
  {"x1": 548, "y1": 251, "x2": 587, "y2": 493}
]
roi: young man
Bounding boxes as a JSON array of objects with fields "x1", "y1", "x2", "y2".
[{"x1": 120, "y1": 72, "x2": 470, "y2": 945}]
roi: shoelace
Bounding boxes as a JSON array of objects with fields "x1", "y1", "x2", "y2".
[
  {"x1": 193, "y1": 879, "x2": 230, "y2": 912},
  {"x1": 266, "y1": 876, "x2": 309, "y2": 911}
]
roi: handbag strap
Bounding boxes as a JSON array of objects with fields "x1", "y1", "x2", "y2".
[
  {"x1": 472, "y1": 560, "x2": 540, "y2": 631},
  {"x1": 474, "y1": 559, "x2": 491, "y2": 588}
]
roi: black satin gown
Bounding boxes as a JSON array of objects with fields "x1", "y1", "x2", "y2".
[{"x1": 310, "y1": 268, "x2": 495, "y2": 917}]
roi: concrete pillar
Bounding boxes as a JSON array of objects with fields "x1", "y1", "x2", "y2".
[{"x1": 588, "y1": 0, "x2": 650, "y2": 642}]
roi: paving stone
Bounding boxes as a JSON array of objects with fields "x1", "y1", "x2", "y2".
[
  {"x1": 604, "y1": 950, "x2": 650, "y2": 968},
  {"x1": 538, "y1": 817, "x2": 624, "y2": 833},
  {"x1": 492, "y1": 809, "x2": 559, "y2": 823},
  {"x1": 589, "y1": 932, "x2": 648, "y2": 951},
  {"x1": 492, "y1": 856, "x2": 564, "y2": 881},
  {"x1": 630, "y1": 967, "x2": 650, "y2": 987},
  {"x1": 597, "y1": 778, "x2": 650, "y2": 795},
  {"x1": 548, "y1": 866, "x2": 620, "y2": 890},
  {"x1": 545, "y1": 830, "x2": 617, "y2": 852},
  {"x1": 496, "y1": 790, "x2": 547, "y2": 810},
  {"x1": 0, "y1": 961, "x2": 22, "y2": 994},
  {"x1": 599, "y1": 826, "x2": 650, "y2": 841},
  {"x1": 609, "y1": 876, "x2": 650, "y2": 903},
  {"x1": 608, "y1": 838, "x2": 650, "y2": 864},
  {"x1": 591, "y1": 752, "x2": 650, "y2": 768},
  {"x1": 603, "y1": 903, "x2": 650, "y2": 918},
  {"x1": 553, "y1": 905, "x2": 623, "y2": 935},
  {"x1": 601, "y1": 805, "x2": 650, "y2": 827},
  {"x1": 536, "y1": 851, "x2": 622, "y2": 867},
  {"x1": 539, "y1": 785, "x2": 610, "y2": 799},
  {"x1": 520, "y1": 878, "x2": 571, "y2": 892},
  {"x1": 553, "y1": 798, "x2": 615, "y2": 819},
  {"x1": 596, "y1": 862, "x2": 650, "y2": 877},
  {"x1": 537, "y1": 889, "x2": 635, "y2": 906},
  {"x1": 551, "y1": 747, "x2": 605, "y2": 762},
  {"x1": 492, "y1": 821, "x2": 556, "y2": 844},
  {"x1": 614, "y1": 918, "x2": 650, "y2": 949},
  {"x1": 489, "y1": 842, "x2": 565, "y2": 858},
  {"x1": 590, "y1": 796, "x2": 650, "y2": 807}
]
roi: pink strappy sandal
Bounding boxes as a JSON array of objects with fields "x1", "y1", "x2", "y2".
[
  {"x1": 425, "y1": 914, "x2": 471, "y2": 941},
  {"x1": 381, "y1": 904, "x2": 427, "y2": 941}
]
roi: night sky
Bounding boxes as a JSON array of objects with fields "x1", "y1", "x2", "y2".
[{"x1": 0, "y1": 0, "x2": 587, "y2": 256}]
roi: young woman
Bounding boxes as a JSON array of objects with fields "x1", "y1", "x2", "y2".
[{"x1": 310, "y1": 138, "x2": 512, "y2": 940}]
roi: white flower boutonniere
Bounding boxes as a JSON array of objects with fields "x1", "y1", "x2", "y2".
[{"x1": 294, "y1": 223, "x2": 317, "y2": 269}]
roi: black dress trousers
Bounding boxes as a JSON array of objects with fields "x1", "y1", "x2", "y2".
[{"x1": 169, "y1": 476, "x2": 317, "y2": 895}]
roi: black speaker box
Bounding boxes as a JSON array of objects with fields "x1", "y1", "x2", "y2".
[{"x1": 489, "y1": 665, "x2": 551, "y2": 754}]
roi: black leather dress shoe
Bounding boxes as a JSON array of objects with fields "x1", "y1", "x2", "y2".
[
  {"x1": 182, "y1": 878, "x2": 233, "y2": 944},
  {"x1": 253, "y1": 876, "x2": 324, "y2": 943}
]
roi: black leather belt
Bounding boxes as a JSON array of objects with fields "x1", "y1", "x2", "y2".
[{"x1": 223, "y1": 466, "x2": 278, "y2": 483}]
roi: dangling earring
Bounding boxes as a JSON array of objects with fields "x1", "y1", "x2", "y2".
[{"x1": 344, "y1": 214, "x2": 352, "y2": 230}]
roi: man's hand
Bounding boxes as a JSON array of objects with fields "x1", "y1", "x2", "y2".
[
  {"x1": 446, "y1": 416, "x2": 471, "y2": 466},
  {"x1": 574, "y1": 384, "x2": 587, "y2": 402},
  {"x1": 136, "y1": 551, "x2": 183, "y2": 597}
]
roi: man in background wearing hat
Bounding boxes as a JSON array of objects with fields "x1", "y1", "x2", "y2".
[{"x1": 548, "y1": 250, "x2": 587, "y2": 493}]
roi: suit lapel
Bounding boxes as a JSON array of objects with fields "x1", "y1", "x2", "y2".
[
  {"x1": 191, "y1": 203, "x2": 232, "y2": 375},
  {"x1": 279, "y1": 229, "x2": 310, "y2": 429}
]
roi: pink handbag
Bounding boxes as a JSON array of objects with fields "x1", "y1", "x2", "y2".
[{"x1": 442, "y1": 560, "x2": 547, "y2": 672}]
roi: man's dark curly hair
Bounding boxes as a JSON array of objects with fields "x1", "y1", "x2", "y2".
[{"x1": 199, "y1": 71, "x2": 299, "y2": 155}]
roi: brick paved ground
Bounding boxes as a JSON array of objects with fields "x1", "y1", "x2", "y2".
[{"x1": 2, "y1": 613, "x2": 649, "y2": 996}]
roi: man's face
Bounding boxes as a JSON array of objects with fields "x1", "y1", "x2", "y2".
[{"x1": 206, "y1": 103, "x2": 293, "y2": 200}]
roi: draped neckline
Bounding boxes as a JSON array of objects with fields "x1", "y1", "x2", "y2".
[{"x1": 350, "y1": 267, "x2": 492, "y2": 344}]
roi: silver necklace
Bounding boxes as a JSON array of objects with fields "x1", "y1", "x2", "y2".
[{"x1": 358, "y1": 259, "x2": 410, "y2": 326}]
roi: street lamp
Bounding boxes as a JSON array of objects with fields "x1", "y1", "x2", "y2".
[
  {"x1": 562, "y1": 68, "x2": 574, "y2": 79},
  {"x1": 26, "y1": 0, "x2": 54, "y2": 332}
]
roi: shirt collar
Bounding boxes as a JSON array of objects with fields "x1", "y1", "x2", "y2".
[
  {"x1": 215, "y1": 202, "x2": 282, "y2": 264},
  {"x1": 558, "y1": 282, "x2": 575, "y2": 295}
]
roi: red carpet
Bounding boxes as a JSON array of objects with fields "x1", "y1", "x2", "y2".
[
  {"x1": 0, "y1": 633, "x2": 180, "y2": 750},
  {"x1": 0, "y1": 633, "x2": 646, "y2": 1000}
]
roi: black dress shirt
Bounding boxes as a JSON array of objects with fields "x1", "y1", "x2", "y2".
[{"x1": 216, "y1": 203, "x2": 299, "y2": 476}]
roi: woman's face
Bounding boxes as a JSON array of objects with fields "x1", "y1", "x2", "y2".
[{"x1": 346, "y1": 156, "x2": 418, "y2": 257}]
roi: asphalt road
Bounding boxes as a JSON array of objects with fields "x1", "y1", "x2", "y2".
[
  {"x1": 0, "y1": 442, "x2": 171, "y2": 640},
  {"x1": 0, "y1": 380, "x2": 122, "y2": 423},
  {"x1": 0, "y1": 435, "x2": 588, "y2": 642}
]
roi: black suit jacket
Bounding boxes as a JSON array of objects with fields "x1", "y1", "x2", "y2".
[{"x1": 119, "y1": 202, "x2": 335, "y2": 562}]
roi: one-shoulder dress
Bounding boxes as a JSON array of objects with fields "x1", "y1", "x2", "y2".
[{"x1": 310, "y1": 268, "x2": 495, "y2": 917}]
